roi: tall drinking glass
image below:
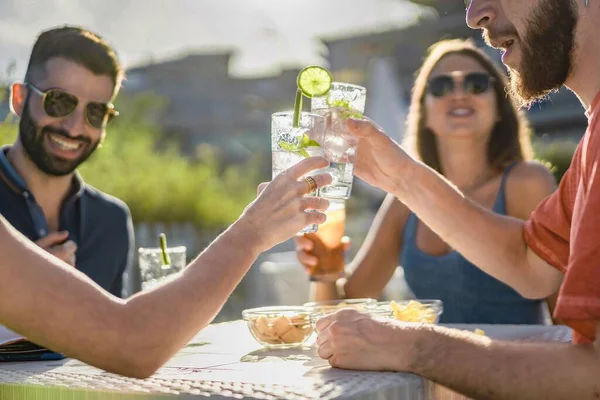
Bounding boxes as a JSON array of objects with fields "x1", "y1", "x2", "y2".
[
  {"x1": 311, "y1": 82, "x2": 367, "y2": 200},
  {"x1": 303, "y1": 199, "x2": 347, "y2": 282},
  {"x1": 271, "y1": 111, "x2": 326, "y2": 233}
]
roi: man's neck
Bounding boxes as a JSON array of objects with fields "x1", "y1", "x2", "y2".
[
  {"x1": 7, "y1": 141, "x2": 74, "y2": 228},
  {"x1": 565, "y1": 5, "x2": 600, "y2": 110}
]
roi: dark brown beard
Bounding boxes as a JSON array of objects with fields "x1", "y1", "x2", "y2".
[
  {"x1": 19, "y1": 96, "x2": 98, "y2": 177},
  {"x1": 508, "y1": 0, "x2": 577, "y2": 107}
]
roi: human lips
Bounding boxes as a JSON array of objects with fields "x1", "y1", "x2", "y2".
[
  {"x1": 489, "y1": 36, "x2": 515, "y2": 51},
  {"x1": 43, "y1": 131, "x2": 88, "y2": 160},
  {"x1": 448, "y1": 107, "x2": 475, "y2": 117}
]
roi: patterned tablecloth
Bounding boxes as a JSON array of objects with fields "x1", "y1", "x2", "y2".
[{"x1": 0, "y1": 321, "x2": 573, "y2": 399}]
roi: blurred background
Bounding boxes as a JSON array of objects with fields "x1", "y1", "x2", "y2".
[{"x1": 0, "y1": 0, "x2": 580, "y2": 321}]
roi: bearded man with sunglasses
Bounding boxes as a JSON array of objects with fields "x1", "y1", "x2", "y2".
[
  {"x1": 314, "y1": 1, "x2": 600, "y2": 398},
  {"x1": 0, "y1": 26, "x2": 132, "y2": 298}
]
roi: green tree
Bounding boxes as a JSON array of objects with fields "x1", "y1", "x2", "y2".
[
  {"x1": 0, "y1": 93, "x2": 262, "y2": 229},
  {"x1": 533, "y1": 139, "x2": 578, "y2": 183}
]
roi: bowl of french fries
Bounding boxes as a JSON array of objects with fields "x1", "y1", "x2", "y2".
[
  {"x1": 242, "y1": 306, "x2": 314, "y2": 349},
  {"x1": 375, "y1": 300, "x2": 443, "y2": 324}
]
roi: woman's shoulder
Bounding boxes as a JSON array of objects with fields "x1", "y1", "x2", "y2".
[
  {"x1": 506, "y1": 160, "x2": 557, "y2": 188},
  {"x1": 504, "y1": 161, "x2": 558, "y2": 219}
]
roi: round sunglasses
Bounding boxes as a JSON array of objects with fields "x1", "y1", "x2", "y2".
[
  {"x1": 26, "y1": 83, "x2": 119, "y2": 129},
  {"x1": 427, "y1": 72, "x2": 495, "y2": 98}
]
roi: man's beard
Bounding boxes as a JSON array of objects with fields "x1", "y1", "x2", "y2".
[
  {"x1": 19, "y1": 98, "x2": 99, "y2": 177},
  {"x1": 485, "y1": 0, "x2": 578, "y2": 107}
]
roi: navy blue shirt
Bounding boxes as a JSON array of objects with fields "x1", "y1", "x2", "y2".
[{"x1": 0, "y1": 146, "x2": 134, "y2": 297}]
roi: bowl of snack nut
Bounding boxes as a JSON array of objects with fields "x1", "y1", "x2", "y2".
[
  {"x1": 242, "y1": 306, "x2": 313, "y2": 349},
  {"x1": 375, "y1": 300, "x2": 443, "y2": 324},
  {"x1": 303, "y1": 298, "x2": 377, "y2": 325}
]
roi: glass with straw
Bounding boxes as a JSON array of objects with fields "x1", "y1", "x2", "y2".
[
  {"x1": 138, "y1": 233, "x2": 187, "y2": 290},
  {"x1": 271, "y1": 73, "x2": 330, "y2": 233}
]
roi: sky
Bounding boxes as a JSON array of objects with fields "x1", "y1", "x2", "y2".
[{"x1": 0, "y1": 0, "x2": 428, "y2": 80}]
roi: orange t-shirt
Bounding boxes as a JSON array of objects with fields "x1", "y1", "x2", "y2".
[{"x1": 524, "y1": 92, "x2": 600, "y2": 344}]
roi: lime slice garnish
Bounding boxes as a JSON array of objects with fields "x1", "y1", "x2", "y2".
[{"x1": 297, "y1": 66, "x2": 333, "y2": 98}]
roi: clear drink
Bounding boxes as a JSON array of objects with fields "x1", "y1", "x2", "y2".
[
  {"x1": 311, "y1": 83, "x2": 367, "y2": 200},
  {"x1": 271, "y1": 111, "x2": 326, "y2": 233},
  {"x1": 138, "y1": 246, "x2": 187, "y2": 290},
  {"x1": 303, "y1": 200, "x2": 346, "y2": 282}
]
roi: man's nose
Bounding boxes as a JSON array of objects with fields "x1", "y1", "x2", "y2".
[
  {"x1": 60, "y1": 106, "x2": 86, "y2": 135},
  {"x1": 466, "y1": 0, "x2": 497, "y2": 30}
]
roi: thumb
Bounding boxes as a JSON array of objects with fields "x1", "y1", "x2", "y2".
[
  {"x1": 35, "y1": 231, "x2": 69, "y2": 248},
  {"x1": 62, "y1": 240, "x2": 78, "y2": 253},
  {"x1": 347, "y1": 117, "x2": 385, "y2": 139}
]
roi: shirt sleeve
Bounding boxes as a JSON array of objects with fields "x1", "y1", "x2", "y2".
[
  {"x1": 523, "y1": 154, "x2": 579, "y2": 273},
  {"x1": 110, "y1": 205, "x2": 135, "y2": 298},
  {"x1": 553, "y1": 157, "x2": 600, "y2": 343}
]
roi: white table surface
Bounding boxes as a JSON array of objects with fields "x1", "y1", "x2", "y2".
[{"x1": 0, "y1": 320, "x2": 573, "y2": 399}]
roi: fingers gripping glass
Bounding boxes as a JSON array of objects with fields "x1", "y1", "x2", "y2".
[
  {"x1": 427, "y1": 73, "x2": 494, "y2": 98},
  {"x1": 26, "y1": 83, "x2": 119, "y2": 129}
]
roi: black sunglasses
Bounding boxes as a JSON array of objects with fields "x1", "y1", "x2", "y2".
[
  {"x1": 427, "y1": 73, "x2": 495, "y2": 98},
  {"x1": 26, "y1": 83, "x2": 119, "y2": 129}
]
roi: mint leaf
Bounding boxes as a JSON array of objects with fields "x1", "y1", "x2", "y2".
[
  {"x1": 327, "y1": 99, "x2": 351, "y2": 110},
  {"x1": 300, "y1": 133, "x2": 310, "y2": 148},
  {"x1": 277, "y1": 130, "x2": 315, "y2": 157},
  {"x1": 297, "y1": 149, "x2": 310, "y2": 158},
  {"x1": 278, "y1": 141, "x2": 298, "y2": 152}
]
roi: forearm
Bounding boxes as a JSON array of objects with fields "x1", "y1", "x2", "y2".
[
  {"x1": 406, "y1": 326, "x2": 600, "y2": 400},
  {"x1": 344, "y1": 260, "x2": 398, "y2": 299},
  {"x1": 121, "y1": 219, "x2": 261, "y2": 369},
  {"x1": 395, "y1": 162, "x2": 536, "y2": 296},
  {"x1": 0, "y1": 218, "x2": 261, "y2": 378},
  {"x1": 310, "y1": 281, "x2": 340, "y2": 301},
  {"x1": 344, "y1": 194, "x2": 404, "y2": 299}
]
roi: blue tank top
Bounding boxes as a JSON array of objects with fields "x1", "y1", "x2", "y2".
[{"x1": 399, "y1": 163, "x2": 546, "y2": 324}]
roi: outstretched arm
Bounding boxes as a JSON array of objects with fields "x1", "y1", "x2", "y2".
[
  {"x1": 347, "y1": 118, "x2": 562, "y2": 299},
  {"x1": 316, "y1": 310, "x2": 600, "y2": 400},
  {"x1": 0, "y1": 157, "x2": 331, "y2": 378}
]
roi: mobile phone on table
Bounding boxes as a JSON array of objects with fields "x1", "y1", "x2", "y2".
[{"x1": 0, "y1": 340, "x2": 65, "y2": 362}]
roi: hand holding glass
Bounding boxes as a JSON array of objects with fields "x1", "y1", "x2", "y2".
[
  {"x1": 271, "y1": 111, "x2": 326, "y2": 233},
  {"x1": 311, "y1": 83, "x2": 367, "y2": 200}
]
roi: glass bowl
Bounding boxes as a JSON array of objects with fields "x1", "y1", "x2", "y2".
[
  {"x1": 375, "y1": 300, "x2": 443, "y2": 324},
  {"x1": 303, "y1": 298, "x2": 377, "y2": 324},
  {"x1": 242, "y1": 306, "x2": 313, "y2": 349}
]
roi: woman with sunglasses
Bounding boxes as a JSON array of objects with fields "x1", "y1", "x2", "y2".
[{"x1": 296, "y1": 38, "x2": 558, "y2": 324}]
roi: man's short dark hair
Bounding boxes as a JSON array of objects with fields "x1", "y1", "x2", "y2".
[{"x1": 24, "y1": 25, "x2": 123, "y2": 96}]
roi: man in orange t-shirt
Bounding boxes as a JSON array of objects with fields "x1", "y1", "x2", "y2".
[{"x1": 315, "y1": 1, "x2": 600, "y2": 398}]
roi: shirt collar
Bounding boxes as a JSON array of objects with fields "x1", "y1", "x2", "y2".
[
  {"x1": 0, "y1": 145, "x2": 86, "y2": 200},
  {"x1": 585, "y1": 91, "x2": 600, "y2": 121},
  {"x1": 0, "y1": 145, "x2": 29, "y2": 193}
]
